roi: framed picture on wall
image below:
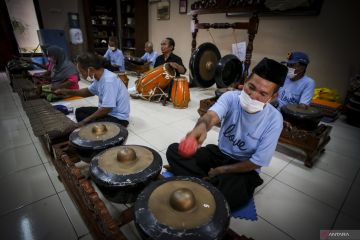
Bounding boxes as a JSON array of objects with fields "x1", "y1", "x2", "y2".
[
  {"x1": 157, "y1": 0, "x2": 170, "y2": 20},
  {"x1": 179, "y1": 0, "x2": 187, "y2": 14}
]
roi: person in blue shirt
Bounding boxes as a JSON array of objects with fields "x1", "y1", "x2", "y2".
[
  {"x1": 55, "y1": 53, "x2": 130, "y2": 127},
  {"x1": 277, "y1": 51, "x2": 315, "y2": 109},
  {"x1": 140, "y1": 41, "x2": 158, "y2": 68},
  {"x1": 166, "y1": 58, "x2": 288, "y2": 211},
  {"x1": 103, "y1": 37, "x2": 125, "y2": 72}
]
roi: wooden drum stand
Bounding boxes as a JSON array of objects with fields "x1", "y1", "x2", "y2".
[{"x1": 278, "y1": 123, "x2": 332, "y2": 168}]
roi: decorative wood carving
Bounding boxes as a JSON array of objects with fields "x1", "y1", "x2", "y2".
[
  {"x1": 51, "y1": 142, "x2": 127, "y2": 240},
  {"x1": 279, "y1": 123, "x2": 332, "y2": 167}
]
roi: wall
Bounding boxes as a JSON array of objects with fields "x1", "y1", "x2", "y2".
[
  {"x1": 148, "y1": 0, "x2": 360, "y2": 101},
  {"x1": 37, "y1": 0, "x2": 86, "y2": 58},
  {"x1": 5, "y1": 0, "x2": 40, "y2": 53}
]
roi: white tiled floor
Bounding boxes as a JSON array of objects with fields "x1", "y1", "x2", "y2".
[{"x1": 0, "y1": 71, "x2": 359, "y2": 240}]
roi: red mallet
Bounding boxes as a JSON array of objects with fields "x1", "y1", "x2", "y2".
[{"x1": 178, "y1": 136, "x2": 198, "y2": 158}]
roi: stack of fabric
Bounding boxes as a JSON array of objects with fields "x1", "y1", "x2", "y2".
[{"x1": 311, "y1": 88, "x2": 342, "y2": 122}]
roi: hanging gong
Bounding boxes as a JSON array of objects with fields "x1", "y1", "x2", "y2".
[
  {"x1": 69, "y1": 122, "x2": 128, "y2": 162},
  {"x1": 281, "y1": 104, "x2": 323, "y2": 131},
  {"x1": 215, "y1": 54, "x2": 243, "y2": 88},
  {"x1": 190, "y1": 42, "x2": 221, "y2": 88},
  {"x1": 90, "y1": 145, "x2": 162, "y2": 203},
  {"x1": 134, "y1": 176, "x2": 230, "y2": 240}
]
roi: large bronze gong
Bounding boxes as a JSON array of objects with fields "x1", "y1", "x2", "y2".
[
  {"x1": 90, "y1": 145, "x2": 162, "y2": 203},
  {"x1": 281, "y1": 104, "x2": 323, "y2": 131},
  {"x1": 69, "y1": 122, "x2": 128, "y2": 162},
  {"x1": 134, "y1": 176, "x2": 230, "y2": 240},
  {"x1": 215, "y1": 54, "x2": 243, "y2": 88},
  {"x1": 190, "y1": 42, "x2": 221, "y2": 88}
]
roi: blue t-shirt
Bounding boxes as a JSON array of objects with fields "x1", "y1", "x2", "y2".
[
  {"x1": 209, "y1": 91, "x2": 283, "y2": 169},
  {"x1": 141, "y1": 51, "x2": 159, "y2": 68},
  {"x1": 104, "y1": 49, "x2": 125, "y2": 71},
  {"x1": 88, "y1": 69, "x2": 130, "y2": 120},
  {"x1": 277, "y1": 75, "x2": 315, "y2": 109}
]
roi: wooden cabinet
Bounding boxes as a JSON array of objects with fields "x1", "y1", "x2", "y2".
[
  {"x1": 119, "y1": 0, "x2": 148, "y2": 57},
  {"x1": 83, "y1": 0, "x2": 120, "y2": 55},
  {"x1": 83, "y1": 0, "x2": 148, "y2": 57}
]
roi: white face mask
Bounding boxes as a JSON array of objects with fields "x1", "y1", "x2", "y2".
[
  {"x1": 287, "y1": 67, "x2": 297, "y2": 79},
  {"x1": 239, "y1": 90, "x2": 268, "y2": 113},
  {"x1": 86, "y1": 69, "x2": 95, "y2": 82},
  {"x1": 108, "y1": 45, "x2": 116, "y2": 51}
]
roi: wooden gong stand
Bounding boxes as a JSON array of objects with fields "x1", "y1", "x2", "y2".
[
  {"x1": 192, "y1": 10, "x2": 259, "y2": 117},
  {"x1": 191, "y1": 12, "x2": 259, "y2": 83},
  {"x1": 49, "y1": 140, "x2": 253, "y2": 240}
]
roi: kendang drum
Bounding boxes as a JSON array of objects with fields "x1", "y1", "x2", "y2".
[
  {"x1": 171, "y1": 77, "x2": 190, "y2": 108},
  {"x1": 90, "y1": 145, "x2": 162, "y2": 203},
  {"x1": 69, "y1": 122, "x2": 128, "y2": 162},
  {"x1": 134, "y1": 176, "x2": 230, "y2": 240},
  {"x1": 136, "y1": 63, "x2": 176, "y2": 98},
  {"x1": 281, "y1": 104, "x2": 323, "y2": 131}
]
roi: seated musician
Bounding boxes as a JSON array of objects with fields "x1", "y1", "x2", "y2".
[
  {"x1": 44, "y1": 45, "x2": 80, "y2": 91},
  {"x1": 55, "y1": 53, "x2": 130, "y2": 128},
  {"x1": 154, "y1": 37, "x2": 186, "y2": 76},
  {"x1": 154, "y1": 37, "x2": 186, "y2": 98},
  {"x1": 103, "y1": 37, "x2": 125, "y2": 72},
  {"x1": 166, "y1": 58, "x2": 288, "y2": 211},
  {"x1": 276, "y1": 51, "x2": 315, "y2": 109},
  {"x1": 140, "y1": 41, "x2": 159, "y2": 68}
]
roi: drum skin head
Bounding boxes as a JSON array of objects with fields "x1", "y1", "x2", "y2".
[
  {"x1": 190, "y1": 42, "x2": 221, "y2": 88},
  {"x1": 215, "y1": 54, "x2": 243, "y2": 88}
]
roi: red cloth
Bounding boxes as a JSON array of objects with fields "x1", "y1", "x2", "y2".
[{"x1": 67, "y1": 74, "x2": 79, "y2": 90}]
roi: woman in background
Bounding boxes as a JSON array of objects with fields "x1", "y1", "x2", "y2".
[{"x1": 46, "y1": 45, "x2": 79, "y2": 91}]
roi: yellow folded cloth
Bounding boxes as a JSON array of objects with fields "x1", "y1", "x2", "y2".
[{"x1": 313, "y1": 88, "x2": 341, "y2": 103}]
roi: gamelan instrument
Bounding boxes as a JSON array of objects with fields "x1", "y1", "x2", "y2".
[
  {"x1": 190, "y1": 42, "x2": 243, "y2": 89},
  {"x1": 125, "y1": 56, "x2": 150, "y2": 74},
  {"x1": 281, "y1": 103, "x2": 323, "y2": 131},
  {"x1": 136, "y1": 63, "x2": 176, "y2": 99},
  {"x1": 215, "y1": 54, "x2": 242, "y2": 88},
  {"x1": 90, "y1": 145, "x2": 162, "y2": 203},
  {"x1": 345, "y1": 91, "x2": 360, "y2": 127},
  {"x1": 69, "y1": 122, "x2": 128, "y2": 162},
  {"x1": 22, "y1": 99, "x2": 77, "y2": 150},
  {"x1": 171, "y1": 77, "x2": 190, "y2": 108},
  {"x1": 134, "y1": 176, "x2": 230, "y2": 240},
  {"x1": 279, "y1": 103, "x2": 332, "y2": 167},
  {"x1": 190, "y1": 42, "x2": 220, "y2": 88},
  {"x1": 118, "y1": 72, "x2": 129, "y2": 88}
]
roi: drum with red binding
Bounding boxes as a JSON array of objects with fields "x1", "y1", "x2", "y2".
[
  {"x1": 136, "y1": 63, "x2": 176, "y2": 97},
  {"x1": 171, "y1": 77, "x2": 190, "y2": 108},
  {"x1": 134, "y1": 176, "x2": 230, "y2": 240}
]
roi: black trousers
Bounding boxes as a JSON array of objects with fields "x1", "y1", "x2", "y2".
[
  {"x1": 75, "y1": 107, "x2": 129, "y2": 127},
  {"x1": 166, "y1": 143, "x2": 263, "y2": 211}
]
